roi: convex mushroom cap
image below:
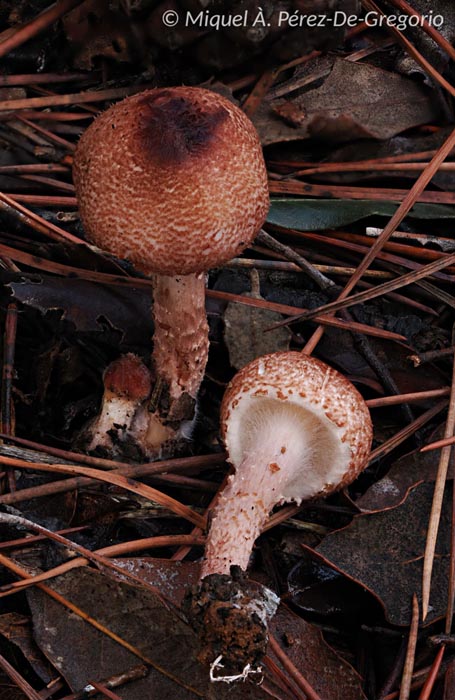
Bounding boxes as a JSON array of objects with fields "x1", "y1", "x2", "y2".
[
  {"x1": 221, "y1": 351, "x2": 373, "y2": 501},
  {"x1": 73, "y1": 86, "x2": 269, "y2": 275}
]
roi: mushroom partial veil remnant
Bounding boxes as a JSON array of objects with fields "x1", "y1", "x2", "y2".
[
  {"x1": 73, "y1": 87, "x2": 269, "y2": 456},
  {"x1": 186, "y1": 351, "x2": 373, "y2": 678}
]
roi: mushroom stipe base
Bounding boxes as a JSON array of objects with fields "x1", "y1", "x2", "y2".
[{"x1": 184, "y1": 568, "x2": 279, "y2": 675}]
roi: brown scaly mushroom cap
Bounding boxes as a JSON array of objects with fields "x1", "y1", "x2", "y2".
[
  {"x1": 201, "y1": 351, "x2": 373, "y2": 577},
  {"x1": 73, "y1": 87, "x2": 269, "y2": 275}
]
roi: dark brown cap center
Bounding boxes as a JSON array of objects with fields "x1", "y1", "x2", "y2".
[{"x1": 133, "y1": 91, "x2": 229, "y2": 166}]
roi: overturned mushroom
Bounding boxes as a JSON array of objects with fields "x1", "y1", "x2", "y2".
[
  {"x1": 187, "y1": 351, "x2": 372, "y2": 677},
  {"x1": 73, "y1": 87, "x2": 269, "y2": 456}
]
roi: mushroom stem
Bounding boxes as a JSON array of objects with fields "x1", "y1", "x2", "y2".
[
  {"x1": 201, "y1": 413, "x2": 310, "y2": 577},
  {"x1": 152, "y1": 272, "x2": 208, "y2": 422}
]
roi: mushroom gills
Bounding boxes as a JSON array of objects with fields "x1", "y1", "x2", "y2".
[{"x1": 202, "y1": 400, "x2": 350, "y2": 577}]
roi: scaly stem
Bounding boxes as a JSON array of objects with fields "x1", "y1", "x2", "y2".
[
  {"x1": 201, "y1": 423, "x2": 306, "y2": 577},
  {"x1": 152, "y1": 272, "x2": 209, "y2": 422}
]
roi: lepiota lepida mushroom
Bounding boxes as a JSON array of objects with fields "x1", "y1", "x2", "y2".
[
  {"x1": 73, "y1": 86, "x2": 269, "y2": 456},
  {"x1": 187, "y1": 351, "x2": 372, "y2": 680}
]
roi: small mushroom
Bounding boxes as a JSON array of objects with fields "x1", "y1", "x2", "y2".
[
  {"x1": 86, "y1": 353, "x2": 160, "y2": 455},
  {"x1": 73, "y1": 87, "x2": 269, "y2": 455},
  {"x1": 202, "y1": 351, "x2": 373, "y2": 577}
]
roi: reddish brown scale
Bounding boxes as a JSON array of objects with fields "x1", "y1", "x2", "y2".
[
  {"x1": 73, "y1": 86, "x2": 269, "y2": 277},
  {"x1": 103, "y1": 354, "x2": 152, "y2": 401}
]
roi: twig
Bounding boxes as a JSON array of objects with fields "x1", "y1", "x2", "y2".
[
  {"x1": 207, "y1": 289, "x2": 407, "y2": 342},
  {"x1": 0, "y1": 452, "x2": 225, "y2": 505},
  {"x1": 0, "y1": 85, "x2": 150, "y2": 112},
  {"x1": 417, "y1": 645, "x2": 445, "y2": 700},
  {"x1": 59, "y1": 665, "x2": 148, "y2": 700},
  {"x1": 1, "y1": 303, "x2": 18, "y2": 492},
  {"x1": 422, "y1": 333, "x2": 455, "y2": 619},
  {"x1": 399, "y1": 594, "x2": 420, "y2": 700},
  {"x1": 0, "y1": 554, "x2": 204, "y2": 698},
  {"x1": 0, "y1": 0, "x2": 84, "y2": 59},
  {"x1": 274, "y1": 251, "x2": 455, "y2": 326},
  {"x1": 285, "y1": 230, "x2": 455, "y2": 282},
  {"x1": 5, "y1": 194, "x2": 77, "y2": 206},
  {"x1": 268, "y1": 179, "x2": 455, "y2": 204},
  {"x1": 0, "y1": 652, "x2": 42, "y2": 700},
  {"x1": 0, "y1": 511, "x2": 172, "y2": 598},
  {"x1": 0, "y1": 192, "x2": 82, "y2": 245},
  {"x1": 369, "y1": 401, "x2": 448, "y2": 463},
  {"x1": 256, "y1": 229, "x2": 336, "y2": 291},
  {"x1": 263, "y1": 654, "x2": 306, "y2": 700},
  {"x1": 421, "y1": 435, "x2": 455, "y2": 453},
  {"x1": 15, "y1": 114, "x2": 76, "y2": 151},
  {"x1": 0, "y1": 534, "x2": 207, "y2": 596},
  {"x1": 0, "y1": 455, "x2": 206, "y2": 528},
  {"x1": 88, "y1": 683, "x2": 123, "y2": 700},
  {"x1": 268, "y1": 633, "x2": 322, "y2": 700},
  {"x1": 408, "y1": 346, "x2": 455, "y2": 367},
  {"x1": 302, "y1": 125, "x2": 455, "y2": 353},
  {"x1": 229, "y1": 257, "x2": 394, "y2": 279},
  {"x1": 0, "y1": 72, "x2": 93, "y2": 86},
  {"x1": 366, "y1": 388, "x2": 451, "y2": 408}
]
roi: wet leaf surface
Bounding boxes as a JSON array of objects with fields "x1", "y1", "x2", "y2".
[
  {"x1": 255, "y1": 59, "x2": 440, "y2": 145},
  {"x1": 8, "y1": 277, "x2": 153, "y2": 346},
  {"x1": 27, "y1": 560, "x2": 367, "y2": 700},
  {"x1": 267, "y1": 199, "x2": 455, "y2": 231},
  {"x1": 270, "y1": 605, "x2": 367, "y2": 700},
  {"x1": 315, "y1": 482, "x2": 451, "y2": 626},
  {"x1": 28, "y1": 567, "x2": 265, "y2": 699},
  {"x1": 223, "y1": 299, "x2": 290, "y2": 370},
  {"x1": 0, "y1": 613, "x2": 53, "y2": 683},
  {"x1": 357, "y1": 441, "x2": 454, "y2": 512}
]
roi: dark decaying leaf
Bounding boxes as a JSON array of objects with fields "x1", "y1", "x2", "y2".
[
  {"x1": 286, "y1": 560, "x2": 376, "y2": 624},
  {"x1": 27, "y1": 567, "x2": 266, "y2": 699},
  {"x1": 254, "y1": 59, "x2": 439, "y2": 145},
  {"x1": 269, "y1": 606, "x2": 367, "y2": 700},
  {"x1": 357, "y1": 441, "x2": 454, "y2": 513},
  {"x1": 0, "y1": 613, "x2": 54, "y2": 683},
  {"x1": 267, "y1": 199, "x2": 455, "y2": 232},
  {"x1": 314, "y1": 482, "x2": 451, "y2": 626},
  {"x1": 113, "y1": 558, "x2": 367, "y2": 699},
  {"x1": 223, "y1": 299, "x2": 290, "y2": 370},
  {"x1": 444, "y1": 656, "x2": 455, "y2": 699},
  {"x1": 8, "y1": 277, "x2": 153, "y2": 347},
  {"x1": 27, "y1": 560, "x2": 366, "y2": 699},
  {"x1": 291, "y1": 59, "x2": 439, "y2": 140},
  {"x1": 111, "y1": 557, "x2": 200, "y2": 608}
]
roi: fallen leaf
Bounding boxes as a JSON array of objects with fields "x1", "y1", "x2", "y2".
[
  {"x1": 223, "y1": 276, "x2": 290, "y2": 370},
  {"x1": 0, "y1": 613, "x2": 53, "y2": 683},
  {"x1": 8, "y1": 276, "x2": 153, "y2": 347},
  {"x1": 357, "y1": 440, "x2": 454, "y2": 512},
  {"x1": 267, "y1": 199, "x2": 455, "y2": 231},
  {"x1": 257, "y1": 59, "x2": 439, "y2": 145},
  {"x1": 314, "y1": 482, "x2": 451, "y2": 626},
  {"x1": 27, "y1": 567, "x2": 266, "y2": 699},
  {"x1": 444, "y1": 656, "x2": 455, "y2": 699},
  {"x1": 270, "y1": 605, "x2": 366, "y2": 700}
]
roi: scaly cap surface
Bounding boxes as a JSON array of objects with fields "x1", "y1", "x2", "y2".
[{"x1": 73, "y1": 87, "x2": 269, "y2": 275}]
